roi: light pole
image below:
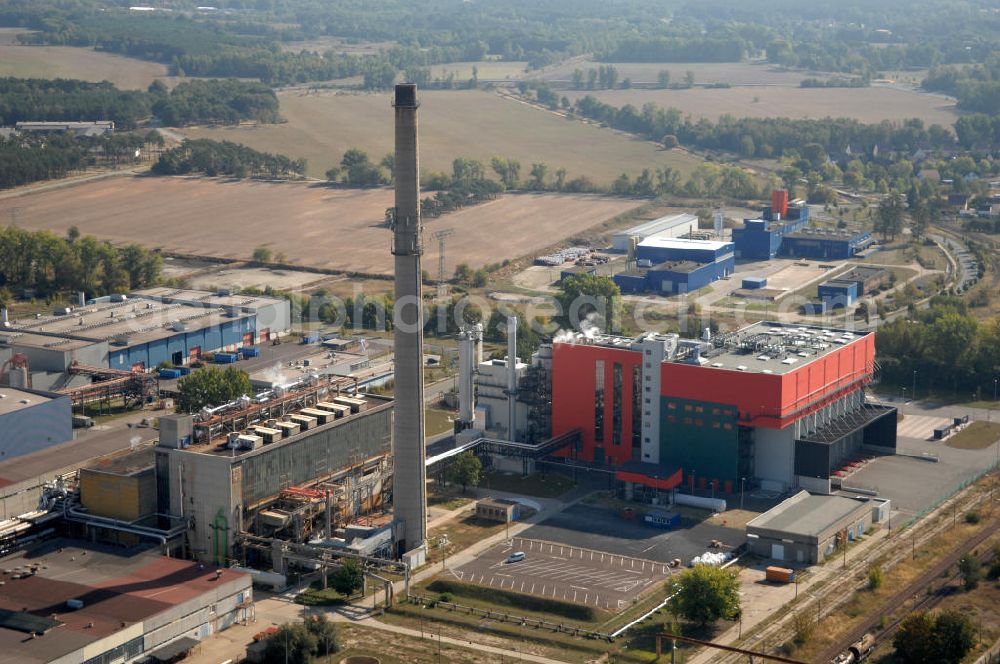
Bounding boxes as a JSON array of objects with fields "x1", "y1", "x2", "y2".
[
  {"x1": 994, "y1": 377, "x2": 997, "y2": 403},
  {"x1": 912, "y1": 370, "x2": 917, "y2": 401},
  {"x1": 740, "y1": 477, "x2": 746, "y2": 511}
]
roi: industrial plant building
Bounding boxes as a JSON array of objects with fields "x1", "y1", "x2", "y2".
[
  {"x1": 780, "y1": 229, "x2": 874, "y2": 260},
  {"x1": 731, "y1": 190, "x2": 811, "y2": 260},
  {"x1": 613, "y1": 238, "x2": 735, "y2": 295},
  {"x1": 0, "y1": 539, "x2": 251, "y2": 664},
  {"x1": 150, "y1": 383, "x2": 393, "y2": 565},
  {"x1": 732, "y1": 189, "x2": 873, "y2": 261},
  {"x1": 611, "y1": 213, "x2": 698, "y2": 252},
  {"x1": 549, "y1": 322, "x2": 897, "y2": 498},
  {"x1": 0, "y1": 289, "x2": 290, "y2": 384},
  {"x1": 811, "y1": 266, "x2": 891, "y2": 311},
  {"x1": 0, "y1": 387, "x2": 73, "y2": 461},
  {"x1": 746, "y1": 490, "x2": 888, "y2": 563}
]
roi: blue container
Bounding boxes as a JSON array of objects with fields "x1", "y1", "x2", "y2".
[
  {"x1": 742, "y1": 276, "x2": 767, "y2": 289},
  {"x1": 214, "y1": 352, "x2": 238, "y2": 364},
  {"x1": 240, "y1": 346, "x2": 260, "y2": 358},
  {"x1": 643, "y1": 511, "x2": 681, "y2": 529},
  {"x1": 159, "y1": 368, "x2": 182, "y2": 379},
  {"x1": 302, "y1": 334, "x2": 320, "y2": 344},
  {"x1": 178, "y1": 367, "x2": 192, "y2": 376}
]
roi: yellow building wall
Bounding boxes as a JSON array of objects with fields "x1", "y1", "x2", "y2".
[{"x1": 79, "y1": 469, "x2": 156, "y2": 521}]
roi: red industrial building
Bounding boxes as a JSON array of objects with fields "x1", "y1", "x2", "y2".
[{"x1": 550, "y1": 322, "x2": 896, "y2": 500}]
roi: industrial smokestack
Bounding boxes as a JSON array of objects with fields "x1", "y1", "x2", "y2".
[
  {"x1": 507, "y1": 316, "x2": 518, "y2": 442},
  {"x1": 390, "y1": 83, "x2": 428, "y2": 562},
  {"x1": 1, "y1": 308, "x2": 8, "y2": 326},
  {"x1": 458, "y1": 327, "x2": 476, "y2": 425},
  {"x1": 78, "y1": 291, "x2": 86, "y2": 307}
]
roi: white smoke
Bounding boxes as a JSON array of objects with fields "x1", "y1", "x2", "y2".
[
  {"x1": 552, "y1": 312, "x2": 604, "y2": 345},
  {"x1": 262, "y1": 362, "x2": 286, "y2": 386},
  {"x1": 130, "y1": 435, "x2": 141, "y2": 450},
  {"x1": 580, "y1": 312, "x2": 603, "y2": 340}
]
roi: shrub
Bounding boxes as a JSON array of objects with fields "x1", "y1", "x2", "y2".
[
  {"x1": 964, "y1": 511, "x2": 980, "y2": 524},
  {"x1": 868, "y1": 565, "x2": 885, "y2": 590}
]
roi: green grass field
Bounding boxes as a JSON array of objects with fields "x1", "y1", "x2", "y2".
[
  {"x1": 181, "y1": 88, "x2": 703, "y2": 183},
  {"x1": 945, "y1": 421, "x2": 1000, "y2": 450}
]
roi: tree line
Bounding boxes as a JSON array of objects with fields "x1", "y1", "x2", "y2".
[
  {"x1": 0, "y1": 78, "x2": 151, "y2": 130},
  {"x1": 152, "y1": 139, "x2": 306, "y2": 179},
  {"x1": 570, "y1": 94, "x2": 963, "y2": 158},
  {"x1": 599, "y1": 37, "x2": 746, "y2": 63},
  {"x1": 148, "y1": 79, "x2": 280, "y2": 126},
  {"x1": 0, "y1": 77, "x2": 280, "y2": 129},
  {"x1": 1, "y1": 131, "x2": 158, "y2": 190},
  {"x1": 923, "y1": 59, "x2": 1000, "y2": 115},
  {"x1": 0, "y1": 226, "x2": 161, "y2": 299},
  {"x1": 876, "y1": 296, "x2": 1000, "y2": 398}
]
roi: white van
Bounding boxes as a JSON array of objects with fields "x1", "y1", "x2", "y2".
[{"x1": 506, "y1": 551, "x2": 525, "y2": 563}]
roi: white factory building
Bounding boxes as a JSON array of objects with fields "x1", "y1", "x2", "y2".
[{"x1": 612, "y1": 213, "x2": 699, "y2": 252}]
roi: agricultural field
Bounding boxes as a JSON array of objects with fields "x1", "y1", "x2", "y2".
[
  {"x1": 6, "y1": 176, "x2": 641, "y2": 275},
  {"x1": 429, "y1": 60, "x2": 529, "y2": 81},
  {"x1": 561, "y1": 85, "x2": 959, "y2": 126},
  {"x1": 0, "y1": 28, "x2": 167, "y2": 90},
  {"x1": 531, "y1": 60, "x2": 822, "y2": 86},
  {"x1": 279, "y1": 36, "x2": 396, "y2": 55},
  {"x1": 181, "y1": 89, "x2": 703, "y2": 183}
]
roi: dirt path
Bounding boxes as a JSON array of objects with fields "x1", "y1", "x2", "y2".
[{"x1": 359, "y1": 618, "x2": 570, "y2": 664}]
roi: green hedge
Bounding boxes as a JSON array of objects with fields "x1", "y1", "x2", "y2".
[{"x1": 426, "y1": 579, "x2": 598, "y2": 621}]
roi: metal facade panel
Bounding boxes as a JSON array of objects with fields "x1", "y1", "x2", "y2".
[
  {"x1": 659, "y1": 396, "x2": 739, "y2": 482},
  {"x1": 240, "y1": 406, "x2": 392, "y2": 505}
]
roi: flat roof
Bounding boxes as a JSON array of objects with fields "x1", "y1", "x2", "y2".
[
  {"x1": 180, "y1": 394, "x2": 392, "y2": 458},
  {"x1": 0, "y1": 331, "x2": 100, "y2": 352},
  {"x1": 637, "y1": 237, "x2": 733, "y2": 252},
  {"x1": 0, "y1": 388, "x2": 54, "y2": 416},
  {"x1": 574, "y1": 321, "x2": 870, "y2": 376},
  {"x1": 132, "y1": 287, "x2": 285, "y2": 311},
  {"x1": 8, "y1": 299, "x2": 251, "y2": 346},
  {"x1": 0, "y1": 539, "x2": 247, "y2": 664},
  {"x1": 747, "y1": 491, "x2": 869, "y2": 538},
  {"x1": 81, "y1": 446, "x2": 155, "y2": 476},
  {"x1": 248, "y1": 350, "x2": 371, "y2": 386},
  {"x1": 784, "y1": 229, "x2": 868, "y2": 242},
  {"x1": 841, "y1": 266, "x2": 887, "y2": 279},
  {"x1": 618, "y1": 213, "x2": 698, "y2": 237},
  {"x1": 692, "y1": 321, "x2": 869, "y2": 375},
  {"x1": 620, "y1": 260, "x2": 704, "y2": 277}
]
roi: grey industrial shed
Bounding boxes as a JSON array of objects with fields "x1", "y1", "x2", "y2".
[{"x1": 746, "y1": 490, "x2": 875, "y2": 564}]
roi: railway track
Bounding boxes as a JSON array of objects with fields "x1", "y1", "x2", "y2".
[
  {"x1": 712, "y1": 478, "x2": 996, "y2": 664},
  {"x1": 816, "y1": 515, "x2": 999, "y2": 664}
]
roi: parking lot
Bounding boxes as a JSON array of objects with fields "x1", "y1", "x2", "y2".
[
  {"x1": 518, "y1": 504, "x2": 745, "y2": 564},
  {"x1": 450, "y1": 536, "x2": 673, "y2": 611}
]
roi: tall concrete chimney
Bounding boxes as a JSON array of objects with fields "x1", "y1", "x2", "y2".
[{"x1": 390, "y1": 83, "x2": 427, "y2": 562}]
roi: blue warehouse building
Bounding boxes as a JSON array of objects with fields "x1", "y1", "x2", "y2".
[
  {"x1": 636, "y1": 237, "x2": 734, "y2": 264},
  {"x1": 2, "y1": 290, "x2": 291, "y2": 374},
  {"x1": 817, "y1": 280, "x2": 859, "y2": 308},
  {"x1": 732, "y1": 205, "x2": 810, "y2": 261},
  {"x1": 779, "y1": 230, "x2": 874, "y2": 261},
  {"x1": 615, "y1": 238, "x2": 734, "y2": 295}
]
